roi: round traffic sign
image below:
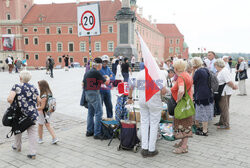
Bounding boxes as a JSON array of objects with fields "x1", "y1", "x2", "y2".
[{"x1": 80, "y1": 10, "x2": 96, "y2": 31}]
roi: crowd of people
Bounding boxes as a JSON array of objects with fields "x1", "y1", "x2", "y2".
[
  {"x1": 3, "y1": 55, "x2": 27, "y2": 73},
  {"x1": 4, "y1": 51, "x2": 248, "y2": 159}
]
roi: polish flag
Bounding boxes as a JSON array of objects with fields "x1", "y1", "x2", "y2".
[{"x1": 137, "y1": 32, "x2": 162, "y2": 102}]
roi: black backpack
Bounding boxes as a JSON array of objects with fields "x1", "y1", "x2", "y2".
[
  {"x1": 205, "y1": 68, "x2": 219, "y2": 93},
  {"x1": 5, "y1": 58, "x2": 9, "y2": 64}
]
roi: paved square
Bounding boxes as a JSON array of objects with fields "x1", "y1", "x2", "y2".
[{"x1": 0, "y1": 69, "x2": 250, "y2": 168}]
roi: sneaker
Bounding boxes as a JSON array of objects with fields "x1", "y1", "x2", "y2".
[
  {"x1": 27, "y1": 154, "x2": 36, "y2": 159},
  {"x1": 140, "y1": 149, "x2": 148, "y2": 158},
  {"x1": 148, "y1": 150, "x2": 159, "y2": 157},
  {"x1": 51, "y1": 138, "x2": 59, "y2": 144},
  {"x1": 12, "y1": 145, "x2": 21, "y2": 152},
  {"x1": 86, "y1": 132, "x2": 94, "y2": 137},
  {"x1": 93, "y1": 135, "x2": 103, "y2": 140},
  {"x1": 38, "y1": 139, "x2": 44, "y2": 144}
]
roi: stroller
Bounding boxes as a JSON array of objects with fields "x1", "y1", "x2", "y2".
[{"x1": 117, "y1": 105, "x2": 140, "y2": 153}]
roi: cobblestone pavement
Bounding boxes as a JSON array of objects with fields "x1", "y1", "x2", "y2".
[{"x1": 0, "y1": 69, "x2": 250, "y2": 168}]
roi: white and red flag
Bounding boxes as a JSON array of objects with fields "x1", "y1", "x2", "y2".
[
  {"x1": 2, "y1": 34, "x2": 15, "y2": 51},
  {"x1": 137, "y1": 32, "x2": 162, "y2": 102}
]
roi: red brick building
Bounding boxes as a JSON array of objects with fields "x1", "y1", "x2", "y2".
[{"x1": 0, "y1": 0, "x2": 188, "y2": 68}]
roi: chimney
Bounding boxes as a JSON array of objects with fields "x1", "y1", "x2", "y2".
[
  {"x1": 148, "y1": 15, "x2": 152, "y2": 23},
  {"x1": 139, "y1": 7, "x2": 143, "y2": 17}
]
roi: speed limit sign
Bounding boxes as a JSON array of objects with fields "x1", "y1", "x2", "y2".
[{"x1": 77, "y1": 3, "x2": 101, "y2": 37}]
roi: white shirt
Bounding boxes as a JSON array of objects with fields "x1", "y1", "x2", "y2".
[
  {"x1": 7, "y1": 57, "x2": 12, "y2": 65},
  {"x1": 163, "y1": 63, "x2": 170, "y2": 71},
  {"x1": 115, "y1": 64, "x2": 123, "y2": 80},
  {"x1": 130, "y1": 69, "x2": 167, "y2": 103},
  {"x1": 217, "y1": 67, "x2": 233, "y2": 96},
  {"x1": 131, "y1": 56, "x2": 135, "y2": 64},
  {"x1": 225, "y1": 62, "x2": 230, "y2": 71},
  {"x1": 204, "y1": 58, "x2": 216, "y2": 73}
]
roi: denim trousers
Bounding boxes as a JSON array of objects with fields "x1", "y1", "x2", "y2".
[
  {"x1": 100, "y1": 90, "x2": 113, "y2": 118},
  {"x1": 122, "y1": 72, "x2": 129, "y2": 82},
  {"x1": 85, "y1": 90, "x2": 103, "y2": 136}
]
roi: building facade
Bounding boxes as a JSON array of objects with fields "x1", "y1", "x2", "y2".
[{"x1": 0, "y1": 0, "x2": 188, "y2": 68}]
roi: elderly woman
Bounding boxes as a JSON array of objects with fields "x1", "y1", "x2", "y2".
[
  {"x1": 7, "y1": 70, "x2": 39, "y2": 159},
  {"x1": 214, "y1": 59, "x2": 238, "y2": 129},
  {"x1": 191, "y1": 57, "x2": 214, "y2": 136},
  {"x1": 235, "y1": 57, "x2": 247, "y2": 96},
  {"x1": 171, "y1": 59, "x2": 193, "y2": 154}
]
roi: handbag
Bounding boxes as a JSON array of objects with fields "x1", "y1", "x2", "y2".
[
  {"x1": 174, "y1": 76, "x2": 195, "y2": 120},
  {"x1": 163, "y1": 95, "x2": 176, "y2": 116},
  {"x1": 239, "y1": 70, "x2": 248, "y2": 80}
]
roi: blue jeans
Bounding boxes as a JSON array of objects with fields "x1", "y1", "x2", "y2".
[
  {"x1": 122, "y1": 72, "x2": 129, "y2": 82},
  {"x1": 85, "y1": 90, "x2": 103, "y2": 136},
  {"x1": 100, "y1": 91, "x2": 113, "y2": 118}
]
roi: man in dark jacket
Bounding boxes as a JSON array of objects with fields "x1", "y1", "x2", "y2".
[{"x1": 48, "y1": 56, "x2": 55, "y2": 78}]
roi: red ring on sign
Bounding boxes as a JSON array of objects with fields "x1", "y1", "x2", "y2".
[{"x1": 81, "y1": 10, "x2": 96, "y2": 31}]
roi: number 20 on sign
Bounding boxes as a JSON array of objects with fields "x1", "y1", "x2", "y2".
[{"x1": 77, "y1": 3, "x2": 101, "y2": 37}]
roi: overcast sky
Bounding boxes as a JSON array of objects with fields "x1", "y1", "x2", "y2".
[{"x1": 34, "y1": 0, "x2": 250, "y2": 53}]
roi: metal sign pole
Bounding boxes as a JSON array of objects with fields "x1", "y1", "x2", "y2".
[{"x1": 89, "y1": 36, "x2": 92, "y2": 68}]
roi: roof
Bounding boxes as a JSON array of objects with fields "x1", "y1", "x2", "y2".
[
  {"x1": 156, "y1": 24, "x2": 183, "y2": 38},
  {"x1": 136, "y1": 14, "x2": 162, "y2": 34},
  {"x1": 22, "y1": 0, "x2": 121, "y2": 24}
]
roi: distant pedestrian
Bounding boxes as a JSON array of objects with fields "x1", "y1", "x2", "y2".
[
  {"x1": 222, "y1": 56, "x2": 230, "y2": 71},
  {"x1": 131, "y1": 55, "x2": 136, "y2": 72},
  {"x1": 214, "y1": 59, "x2": 238, "y2": 129},
  {"x1": 63, "y1": 55, "x2": 69, "y2": 71},
  {"x1": 111, "y1": 57, "x2": 118, "y2": 75},
  {"x1": 83, "y1": 57, "x2": 110, "y2": 139},
  {"x1": 235, "y1": 57, "x2": 247, "y2": 96},
  {"x1": 114, "y1": 60, "x2": 123, "y2": 87},
  {"x1": 48, "y1": 56, "x2": 55, "y2": 78},
  {"x1": 7, "y1": 55, "x2": 13, "y2": 73},
  {"x1": 45, "y1": 56, "x2": 50, "y2": 74},
  {"x1": 191, "y1": 57, "x2": 214, "y2": 136},
  {"x1": 121, "y1": 57, "x2": 131, "y2": 82},
  {"x1": 7, "y1": 70, "x2": 39, "y2": 159},
  {"x1": 139, "y1": 58, "x2": 144, "y2": 71},
  {"x1": 37, "y1": 80, "x2": 58, "y2": 145},
  {"x1": 228, "y1": 56, "x2": 233, "y2": 73},
  {"x1": 14, "y1": 58, "x2": 22, "y2": 73}
]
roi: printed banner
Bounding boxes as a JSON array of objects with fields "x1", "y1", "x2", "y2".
[{"x1": 2, "y1": 34, "x2": 15, "y2": 51}]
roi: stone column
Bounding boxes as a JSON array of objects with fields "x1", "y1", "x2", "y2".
[{"x1": 114, "y1": 0, "x2": 137, "y2": 61}]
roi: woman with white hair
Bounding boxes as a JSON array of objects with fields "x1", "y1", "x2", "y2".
[
  {"x1": 7, "y1": 70, "x2": 39, "y2": 159},
  {"x1": 235, "y1": 57, "x2": 248, "y2": 96},
  {"x1": 171, "y1": 59, "x2": 193, "y2": 154},
  {"x1": 191, "y1": 57, "x2": 214, "y2": 136},
  {"x1": 214, "y1": 59, "x2": 238, "y2": 129}
]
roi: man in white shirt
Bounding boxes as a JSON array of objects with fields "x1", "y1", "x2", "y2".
[
  {"x1": 7, "y1": 55, "x2": 13, "y2": 73},
  {"x1": 131, "y1": 55, "x2": 136, "y2": 72},
  {"x1": 222, "y1": 56, "x2": 231, "y2": 72},
  {"x1": 204, "y1": 51, "x2": 217, "y2": 73}
]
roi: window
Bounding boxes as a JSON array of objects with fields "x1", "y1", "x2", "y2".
[
  {"x1": 68, "y1": 43, "x2": 74, "y2": 52},
  {"x1": 34, "y1": 54, "x2": 39, "y2": 60},
  {"x1": 24, "y1": 37, "x2": 29, "y2": 45},
  {"x1": 108, "y1": 25, "x2": 113, "y2": 33},
  {"x1": 70, "y1": 57, "x2": 74, "y2": 63},
  {"x1": 95, "y1": 42, "x2": 101, "y2": 52},
  {"x1": 169, "y1": 47, "x2": 174, "y2": 54},
  {"x1": 25, "y1": 54, "x2": 29, "y2": 60},
  {"x1": 68, "y1": 27, "x2": 73, "y2": 34},
  {"x1": 107, "y1": 41, "x2": 114, "y2": 52},
  {"x1": 57, "y1": 42, "x2": 63, "y2": 52},
  {"x1": 24, "y1": 28, "x2": 28, "y2": 32},
  {"x1": 176, "y1": 39, "x2": 180, "y2": 45},
  {"x1": 46, "y1": 27, "x2": 50, "y2": 34},
  {"x1": 83, "y1": 57, "x2": 88, "y2": 63},
  {"x1": 80, "y1": 42, "x2": 86, "y2": 52},
  {"x1": 46, "y1": 43, "x2": 51, "y2": 52},
  {"x1": 175, "y1": 47, "x2": 180, "y2": 53},
  {"x1": 34, "y1": 37, "x2": 38, "y2": 45},
  {"x1": 58, "y1": 57, "x2": 62, "y2": 63},
  {"x1": 24, "y1": 4, "x2": 27, "y2": 9},
  {"x1": 7, "y1": 13, "x2": 11, "y2": 20},
  {"x1": 57, "y1": 27, "x2": 61, "y2": 34},
  {"x1": 33, "y1": 27, "x2": 38, "y2": 32},
  {"x1": 170, "y1": 39, "x2": 173, "y2": 45},
  {"x1": 7, "y1": 28, "x2": 11, "y2": 34}
]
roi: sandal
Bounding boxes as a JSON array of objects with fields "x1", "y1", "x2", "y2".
[
  {"x1": 195, "y1": 130, "x2": 208, "y2": 136},
  {"x1": 173, "y1": 147, "x2": 188, "y2": 154},
  {"x1": 173, "y1": 141, "x2": 183, "y2": 148}
]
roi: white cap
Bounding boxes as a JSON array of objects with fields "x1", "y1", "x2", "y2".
[
  {"x1": 101, "y1": 55, "x2": 109, "y2": 62},
  {"x1": 222, "y1": 55, "x2": 229, "y2": 59}
]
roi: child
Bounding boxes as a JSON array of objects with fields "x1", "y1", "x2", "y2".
[{"x1": 37, "y1": 80, "x2": 58, "y2": 144}]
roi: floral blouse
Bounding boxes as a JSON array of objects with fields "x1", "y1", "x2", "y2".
[{"x1": 11, "y1": 83, "x2": 39, "y2": 121}]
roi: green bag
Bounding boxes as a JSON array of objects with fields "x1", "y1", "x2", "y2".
[{"x1": 174, "y1": 76, "x2": 195, "y2": 120}]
